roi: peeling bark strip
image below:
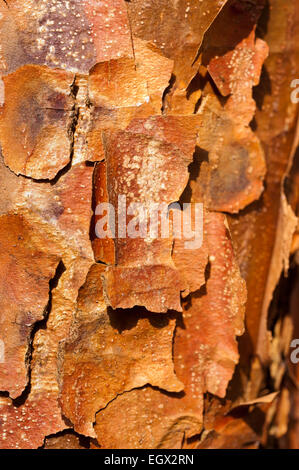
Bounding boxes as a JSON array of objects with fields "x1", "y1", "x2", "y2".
[
  {"x1": 0, "y1": 0, "x2": 298, "y2": 450},
  {"x1": 60, "y1": 264, "x2": 183, "y2": 437},
  {"x1": 0, "y1": 66, "x2": 75, "y2": 179}
]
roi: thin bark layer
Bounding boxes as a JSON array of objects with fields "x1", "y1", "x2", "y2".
[{"x1": 0, "y1": 0, "x2": 298, "y2": 449}]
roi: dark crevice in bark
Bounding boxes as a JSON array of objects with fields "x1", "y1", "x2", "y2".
[
  {"x1": 89, "y1": 163, "x2": 98, "y2": 248},
  {"x1": 251, "y1": 1, "x2": 271, "y2": 114},
  {"x1": 267, "y1": 261, "x2": 297, "y2": 335},
  {"x1": 255, "y1": 0, "x2": 270, "y2": 39},
  {"x1": 183, "y1": 431, "x2": 204, "y2": 448},
  {"x1": 179, "y1": 146, "x2": 209, "y2": 205},
  {"x1": 3, "y1": 76, "x2": 81, "y2": 186},
  {"x1": 39, "y1": 428, "x2": 91, "y2": 449},
  {"x1": 47, "y1": 76, "x2": 81, "y2": 186},
  {"x1": 107, "y1": 305, "x2": 173, "y2": 334},
  {"x1": 161, "y1": 74, "x2": 176, "y2": 114},
  {"x1": 11, "y1": 260, "x2": 66, "y2": 408},
  {"x1": 252, "y1": 64, "x2": 272, "y2": 112},
  {"x1": 284, "y1": 145, "x2": 299, "y2": 210},
  {"x1": 95, "y1": 260, "x2": 108, "y2": 266}
]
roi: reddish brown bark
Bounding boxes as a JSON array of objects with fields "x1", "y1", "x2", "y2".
[{"x1": 0, "y1": 0, "x2": 298, "y2": 450}]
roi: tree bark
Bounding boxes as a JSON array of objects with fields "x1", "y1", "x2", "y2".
[{"x1": 0, "y1": 0, "x2": 298, "y2": 449}]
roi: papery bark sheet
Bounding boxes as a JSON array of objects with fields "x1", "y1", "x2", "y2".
[{"x1": 0, "y1": 0, "x2": 298, "y2": 450}]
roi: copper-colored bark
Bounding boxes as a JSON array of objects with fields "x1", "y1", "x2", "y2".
[{"x1": 0, "y1": 0, "x2": 298, "y2": 450}]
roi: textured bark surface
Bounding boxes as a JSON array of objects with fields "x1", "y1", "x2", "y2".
[{"x1": 0, "y1": 0, "x2": 298, "y2": 449}]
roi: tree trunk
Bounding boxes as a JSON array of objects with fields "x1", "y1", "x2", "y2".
[{"x1": 0, "y1": 0, "x2": 298, "y2": 449}]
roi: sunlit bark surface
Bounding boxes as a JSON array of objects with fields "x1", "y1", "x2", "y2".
[{"x1": 0, "y1": 0, "x2": 298, "y2": 449}]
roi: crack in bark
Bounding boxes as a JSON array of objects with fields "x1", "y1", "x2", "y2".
[
  {"x1": 125, "y1": 2, "x2": 136, "y2": 70},
  {"x1": 93, "y1": 382, "x2": 185, "y2": 435},
  {"x1": 4, "y1": 73, "x2": 87, "y2": 185},
  {"x1": 161, "y1": 74, "x2": 176, "y2": 114},
  {"x1": 11, "y1": 260, "x2": 66, "y2": 407}
]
